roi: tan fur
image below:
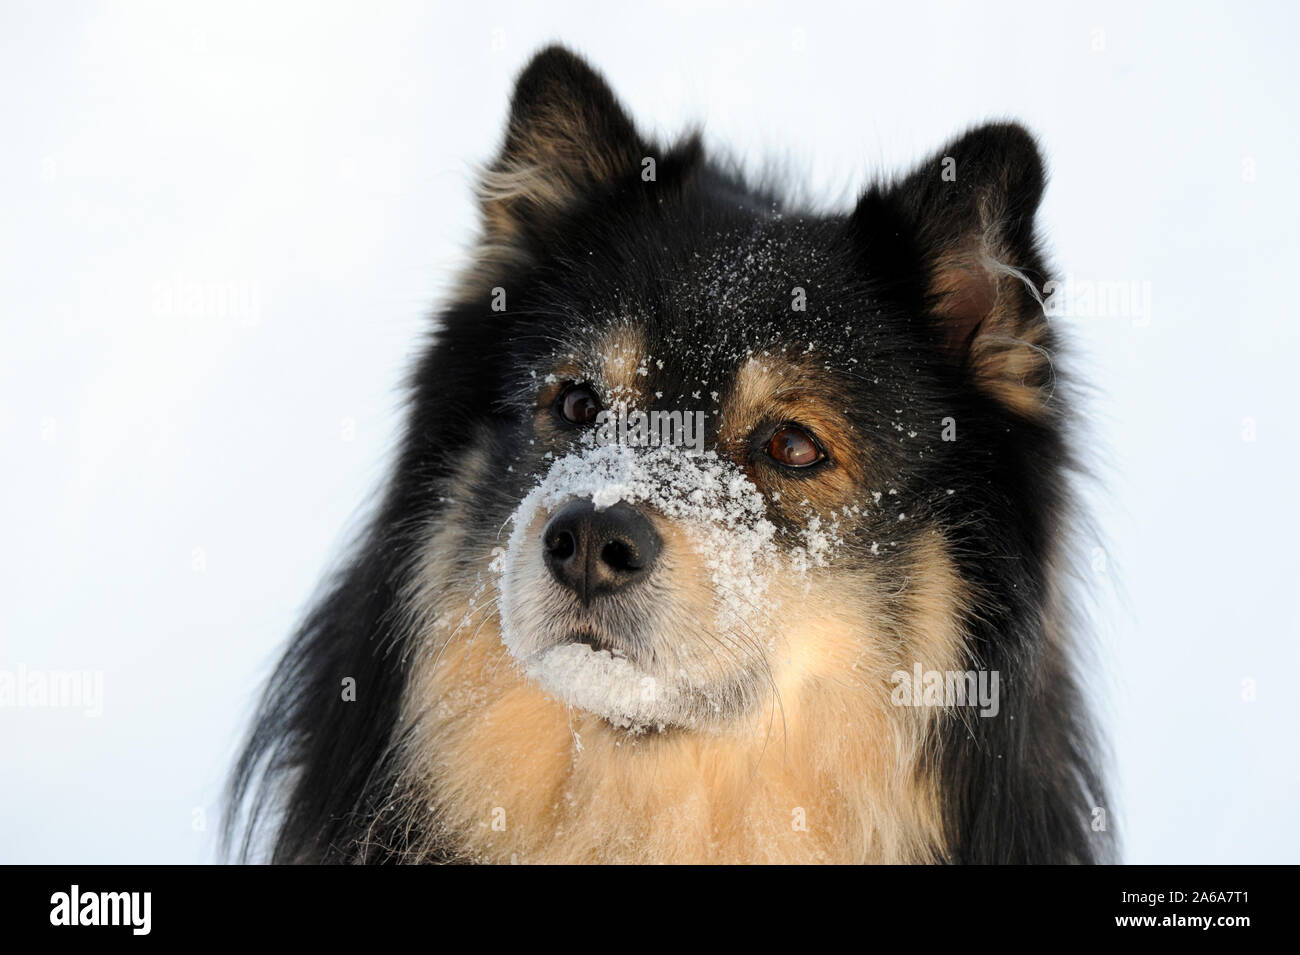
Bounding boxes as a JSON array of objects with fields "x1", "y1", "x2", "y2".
[
  {"x1": 381, "y1": 339, "x2": 978, "y2": 864},
  {"x1": 969, "y1": 318, "x2": 1053, "y2": 419},
  {"x1": 393, "y1": 468, "x2": 970, "y2": 864},
  {"x1": 929, "y1": 208, "x2": 1055, "y2": 421},
  {"x1": 585, "y1": 325, "x2": 650, "y2": 407},
  {"x1": 723, "y1": 355, "x2": 870, "y2": 509}
]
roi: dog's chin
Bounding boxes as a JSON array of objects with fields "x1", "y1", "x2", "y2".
[{"x1": 505, "y1": 627, "x2": 752, "y2": 734}]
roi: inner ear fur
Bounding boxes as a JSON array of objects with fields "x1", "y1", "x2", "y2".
[{"x1": 860, "y1": 123, "x2": 1057, "y2": 419}]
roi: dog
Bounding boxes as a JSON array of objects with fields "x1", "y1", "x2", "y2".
[{"x1": 228, "y1": 45, "x2": 1112, "y2": 864}]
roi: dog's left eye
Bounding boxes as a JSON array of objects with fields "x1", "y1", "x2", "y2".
[
  {"x1": 557, "y1": 384, "x2": 602, "y2": 424},
  {"x1": 766, "y1": 425, "x2": 824, "y2": 468}
]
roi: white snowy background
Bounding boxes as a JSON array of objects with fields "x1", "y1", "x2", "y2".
[{"x1": 2, "y1": 0, "x2": 1296, "y2": 863}]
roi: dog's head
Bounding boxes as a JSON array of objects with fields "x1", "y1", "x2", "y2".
[
  {"x1": 412, "y1": 46, "x2": 1060, "y2": 739},
  {"x1": 228, "y1": 45, "x2": 1105, "y2": 865}
]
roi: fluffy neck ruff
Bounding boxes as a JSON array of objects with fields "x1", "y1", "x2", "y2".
[{"x1": 396, "y1": 610, "x2": 947, "y2": 865}]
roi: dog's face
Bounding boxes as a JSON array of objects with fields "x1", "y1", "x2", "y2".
[
  {"x1": 491, "y1": 220, "x2": 974, "y2": 732},
  {"x1": 404, "y1": 48, "x2": 1054, "y2": 755}
]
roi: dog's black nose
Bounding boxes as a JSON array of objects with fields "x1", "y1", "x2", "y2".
[{"x1": 542, "y1": 499, "x2": 661, "y2": 604}]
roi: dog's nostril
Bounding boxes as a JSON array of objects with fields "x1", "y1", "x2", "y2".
[
  {"x1": 547, "y1": 529, "x2": 576, "y2": 560},
  {"x1": 600, "y1": 540, "x2": 638, "y2": 572}
]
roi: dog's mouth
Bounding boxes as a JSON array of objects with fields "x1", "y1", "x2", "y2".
[
  {"x1": 515, "y1": 629, "x2": 682, "y2": 732},
  {"x1": 569, "y1": 627, "x2": 619, "y2": 655}
]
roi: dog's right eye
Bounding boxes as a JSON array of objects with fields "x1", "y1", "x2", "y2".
[{"x1": 557, "y1": 384, "x2": 602, "y2": 425}]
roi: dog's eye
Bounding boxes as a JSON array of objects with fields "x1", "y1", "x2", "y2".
[
  {"x1": 558, "y1": 384, "x2": 602, "y2": 425},
  {"x1": 766, "y1": 425, "x2": 824, "y2": 468}
]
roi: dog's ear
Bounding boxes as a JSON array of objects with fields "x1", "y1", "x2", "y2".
[
  {"x1": 853, "y1": 123, "x2": 1054, "y2": 418},
  {"x1": 478, "y1": 45, "x2": 645, "y2": 252}
]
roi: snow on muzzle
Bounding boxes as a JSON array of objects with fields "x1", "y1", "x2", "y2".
[{"x1": 492, "y1": 443, "x2": 782, "y2": 729}]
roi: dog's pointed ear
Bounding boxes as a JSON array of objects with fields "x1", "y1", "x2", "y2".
[
  {"x1": 478, "y1": 45, "x2": 645, "y2": 250},
  {"x1": 853, "y1": 123, "x2": 1054, "y2": 418}
]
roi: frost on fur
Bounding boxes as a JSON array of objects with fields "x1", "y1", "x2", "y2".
[{"x1": 494, "y1": 443, "x2": 820, "y2": 730}]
